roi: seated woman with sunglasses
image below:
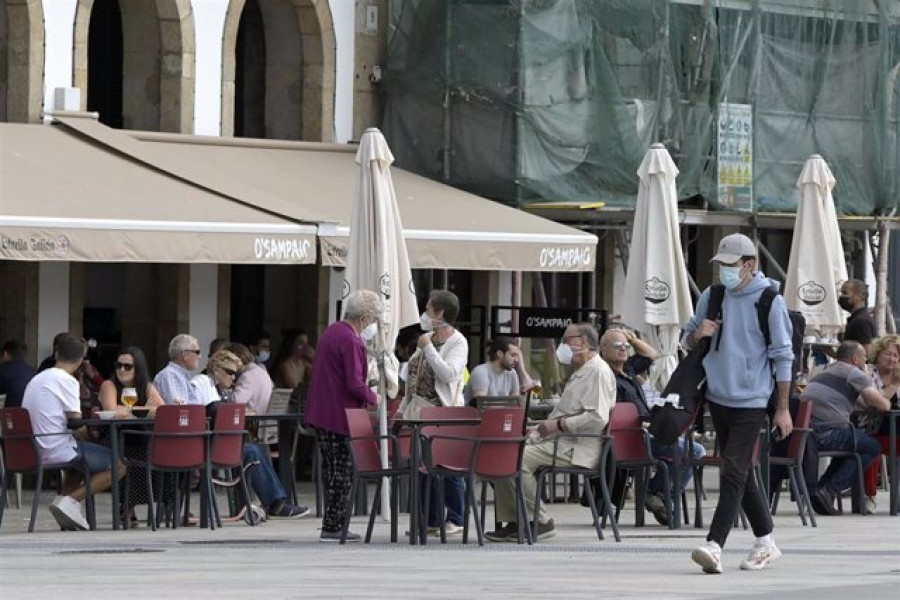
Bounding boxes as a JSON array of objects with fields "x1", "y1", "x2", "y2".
[
  {"x1": 194, "y1": 349, "x2": 310, "y2": 519},
  {"x1": 98, "y1": 346, "x2": 165, "y2": 524}
]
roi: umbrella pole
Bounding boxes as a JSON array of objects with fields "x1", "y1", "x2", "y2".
[{"x1": 376, "y1": 351, "x2": 391, "y2": 521}]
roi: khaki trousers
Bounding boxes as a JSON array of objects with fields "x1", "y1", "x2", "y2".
[{"x1": 492, "y1": 440, "x2": 576, "y2": 525}]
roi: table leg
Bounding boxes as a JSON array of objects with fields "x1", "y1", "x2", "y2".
[
  {"x1": 409, "y1": 425, "x2": 420, "y2": 546},
  {"x1": 277, "y1": 419, "x2": 295, "y2": 504},
  {"x1": 111, "y1": 423, "x2": 121, "y2": 531},
  {"x1": 890, "y1": 414, "x2": 897, "y2": 516}
]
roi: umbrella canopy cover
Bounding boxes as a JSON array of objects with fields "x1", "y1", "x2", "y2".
[
  {"x1": 620, "y1": 144, "x2": 694, "y2": 391},
  {"x1": 620, "y1": 144, "x2": 694, "y2": 331},
  {"x1": 784, "y1": 154, "x2": 847, "y2": 337},
  {"x1": 344, "y1": 128, "x2": 420, "y2": 355}
]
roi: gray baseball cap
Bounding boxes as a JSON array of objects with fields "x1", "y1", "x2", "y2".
[{"x1": 710, "y1": 233, "x2": 756, "y2": 264}]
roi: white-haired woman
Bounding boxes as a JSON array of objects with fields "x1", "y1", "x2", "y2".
[{"x1": 305, "y1": 289, "x2": 383, "y2": 542}]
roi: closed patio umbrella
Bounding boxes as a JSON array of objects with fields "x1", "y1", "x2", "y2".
[
  {"x1": 345, "y1": 128, "x2": 420, "y2": 516},
  {"x1": 620, "y1": 144, "x2": 694, "y2": 392},
  {"x1": 784, "y1": 154, "x2": 847, "y2": 339}
]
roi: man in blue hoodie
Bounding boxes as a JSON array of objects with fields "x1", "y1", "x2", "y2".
[{"x1": 682, "y1": 233, "x2": 794, "y2": 574}]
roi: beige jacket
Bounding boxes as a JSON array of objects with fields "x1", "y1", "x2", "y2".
[{"x1": 548, "y1": 354, "x2": 616, "y2": 469}]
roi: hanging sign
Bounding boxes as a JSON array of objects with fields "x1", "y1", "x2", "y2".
[{"x1": 717, "y1": 103, "x2": 753, "y2": 211}]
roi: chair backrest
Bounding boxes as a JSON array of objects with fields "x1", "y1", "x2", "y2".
[
  {"x1": 150, "y1": 405, "x2": 208, "y2": 469},
  {"x1": 0, "y1": 407, "x2": 39, "y2": 471},
  {"x1": 475, "y1": 395, "x2": 524, "y2": 411},
  {"x1": 420, "y1": 406, "x2": 479, "y2": 470},
  {"x1": 267, "y1": 388, "x2": 292, "y2": 415},
  {"x1": 474, "y1": 408, "x2": 524, "y2": 478},
  {"x1": 607, "y1": 402, "x2": 651, "y2": 463},
  {"x1": 346, "y1": 408, "x2": 383, "y2": 473},
  {"x1": 784, "y1": 399, "x2": 813, "y2": 460},
  {"x1": 211, "y1": 403, "x2": 246, "y2": 468}
]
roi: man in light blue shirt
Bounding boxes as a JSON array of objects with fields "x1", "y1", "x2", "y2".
[{"x1": 153, "y1": 334, "x2": 202, "y2": 405}]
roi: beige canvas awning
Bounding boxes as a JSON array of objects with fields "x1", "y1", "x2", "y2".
[
  {"x1": 126, "y1": 130, "x2": 598, "y2": 272},
  {"x1": 0, "y1": 119, "x2": 319, "y2": 264}
]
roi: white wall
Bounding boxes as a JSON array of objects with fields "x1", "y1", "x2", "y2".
[
  {"x1": 41, "y1": 0, "x2": 78, "y2": 115},
  {"x1": 189, "y1": 264, "x2": 219, "y2": 361},
  {"x1": 192, "y1": 0, "x2": 230, "y2": 135},
  {"x1": 330, "y1": 0, "x2": 354, "y2": 142},
  {"x1": 38, "y1": 262, "x2": 70, "y2": 361}
]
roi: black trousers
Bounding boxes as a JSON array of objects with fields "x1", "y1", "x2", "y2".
[{"x1": 707, "y1": 402, "x2": 773, "y2": 547}]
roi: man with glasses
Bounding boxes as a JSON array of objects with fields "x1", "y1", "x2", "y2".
[
  {"x1": 599, "y1": 328, "x2": 705, "y2": 526},
  {"x1": 153, "y1": 334, "x2": 202, "y2": 405},
  {"x1": 486, "y1": 323, "x2": 616, "y2": 542}
]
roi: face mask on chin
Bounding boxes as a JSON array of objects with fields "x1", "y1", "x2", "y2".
[{"x1": 718, "y1": 265, "x2": 743, "y2": 290}]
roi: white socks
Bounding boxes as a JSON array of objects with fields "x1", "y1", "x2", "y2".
[{"x1": 756, "y1": 534, "x2": 775, "y2": 547}]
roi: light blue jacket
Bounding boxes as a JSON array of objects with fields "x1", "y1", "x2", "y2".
[{"x1": 682, "y1": 272, "x2": 794, "y2": 410}]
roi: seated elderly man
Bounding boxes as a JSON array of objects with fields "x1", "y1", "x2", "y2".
[
  {"x1": 801, "y1": 341, "x2": 893, "y2": 515},
  {"x1": 22, "y1": 334, "x2": 126, "y2": 530},
  {"x1": 154, "y1": 333, "x2": 203, "y2": 405},
  {"x1": 599, "y1": 328, "x2": 705, "y2": 526},
  {"x1": 486, "y1": 323, "x2": 616, "y2": 542}
]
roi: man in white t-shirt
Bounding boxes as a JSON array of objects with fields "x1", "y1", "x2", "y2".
[
  {"x1": 22, "y1": 334, "x2": 125, "y2": 530},
  {"x1": 467, "y1": 337, "x2": 525, "y2": 401}
]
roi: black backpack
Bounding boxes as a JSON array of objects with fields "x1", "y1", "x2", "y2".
[{"x1": 648, "y1": 286, "x2": 725, "y2": 444}]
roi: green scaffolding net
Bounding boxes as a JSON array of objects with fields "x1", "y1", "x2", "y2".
[{"x1": 383, "y1": 0, "x2": 899, "y2": 216}]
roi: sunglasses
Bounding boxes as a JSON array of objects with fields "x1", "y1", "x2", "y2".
[
  {"x1": 115, "y1": 362, "x2": 135, "y2": 371},
  {"x1": 609, "y1": 342, "x2": 630, "y2": 350},
  {"x1": 220, "y1": 367, "x2": 237, "y2": 377},
  {"x1": 183, "y1": 349, "x2": 202, "y2": 356}
]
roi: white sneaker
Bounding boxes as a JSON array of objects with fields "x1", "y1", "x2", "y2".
[
  {"x1": 443, "y1": 521, "x2": 463, "y2": 535},
  {"x1": 740, "y1": 542, "x2": 782, "y2": 570},
  {"x1": 691, "y1": 541, "x2": 723, "y2": 574},
  {"x1": 49, "y1": 496, "x2": 89, "y2": 531},
  {"x1": 864, "y1": 496, "x2": 877, "y2": 515}
]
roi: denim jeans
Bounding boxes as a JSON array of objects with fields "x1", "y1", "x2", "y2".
[
  {"x1": 243, "y1": 443, "x2": 287, "y2": 510},
  {"x1": 76, "y1": 441, "x2": 114, "y2": 473},
  {"x1": 425, "y1": 475, "x2": 465, "y2": 527},
  {"x1": 814, "y1": 426, "x2": 881, "y2": 494},
  {"x1": 706, "y1": 402, "x2": 772, "y2": 548},
  {"x1": 648, "y1": 436, "x2": 706, "y2": 498}
]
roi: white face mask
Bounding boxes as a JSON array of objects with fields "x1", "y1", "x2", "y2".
[
  {"x1": 360, "y1": 321, "x2": 378, "y2": 341},
  {"x1": 256, "y1": 350, "x2": 270, "y2": 363},
  {"x1": 556, "y1": 343, "x2": 574, "y2": 365},
  {"x1": 420, "y1": 312, "x2": 434, "y2": 331}
]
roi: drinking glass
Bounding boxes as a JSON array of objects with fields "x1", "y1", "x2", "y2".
[{"x1": 121, "y1": 387, "x2": 138, "y2": 412}]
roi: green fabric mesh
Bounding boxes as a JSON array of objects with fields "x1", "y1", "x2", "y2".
[{"x1": 382, "y1": 0, "x2": 899, "y2": 216}]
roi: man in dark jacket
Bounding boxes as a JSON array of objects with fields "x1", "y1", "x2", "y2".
[{"x1": 0, "y1": 340, "x2": 36, "y2": 408}]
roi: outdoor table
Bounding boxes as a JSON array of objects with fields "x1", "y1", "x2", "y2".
[
  {"x1": 245, "y1": 412, "x2": 302, "y2": 504},
  {"x1": 391, "y1": 417, "x2": 481, "y2": 545},
  {"x1": 69, "y1": 416, "x2": 154, "y2": 530}
]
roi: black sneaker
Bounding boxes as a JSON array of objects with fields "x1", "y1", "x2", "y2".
[
  {"x1": 811, "y1": 487, "x2": 841, "y2": 516},
  {"x1": 319, "y1": 529, "x2": 361, "y2": 542},
  {"x1": 534, "y1": 519, "x2": 556, "y2": 541},
  {"x1": 268, "y1": 502, "x2": 311, "y2": 519},
  {"x1": 644, "y1": 493, "x2": 670, "y2": 526},
  {"x1": 485, "y1": 522, "x2": 518, "y2": 542}
]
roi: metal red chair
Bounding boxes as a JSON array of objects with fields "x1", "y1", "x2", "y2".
[
  {"x1": 0, "y1": 407, "x2": 97, "y2": 531},
  {"x1": 123, "y1": 405, "x2": 213, "y2": 531},
  {"x1": 769, "y1": 399, "x2": 816, "y2": 526},
  {"x1": 421, "y1": 408, "x2": 531, "y2": 546},
  {"x1": 209, "y1": 403, "x2": 260, "y2": 526},
  {"x1": 607, "y1": 402, "x2": 673, "y2": 529},
  {"x1": 344, "y1": 408, "x2": 410, "y2": 544}
]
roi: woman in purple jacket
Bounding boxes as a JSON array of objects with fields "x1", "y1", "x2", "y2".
[{"x1": 305, "y1": 289, "x2": 383, "y2": 542}]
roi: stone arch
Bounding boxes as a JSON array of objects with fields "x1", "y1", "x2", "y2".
[
  {"x1": 222, "y1": 0, "x2": 335, "y2": 141},
  {"x1": 73, "y1": 0, "x2": 194, "y2": 132},
  {"x1": 1, "y1": 0, "x2": 44, "y2": 122}
]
